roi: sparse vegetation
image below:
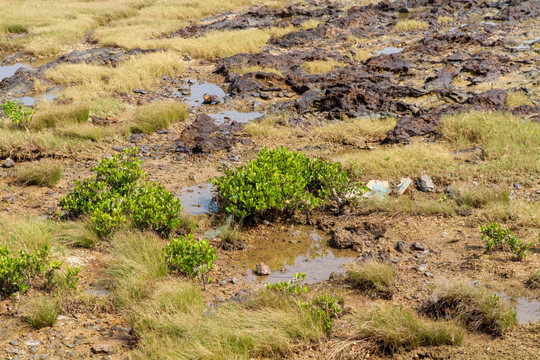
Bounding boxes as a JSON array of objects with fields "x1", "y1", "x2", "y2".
[
  {"x1": 32, "y1": 103, "x2": 89, "y2": 130},
  {"x1": 351, "y1": 304, "x2": 464, "y2": 354},
  {"x1": 526, "y1": 271, "x2": 540, "y2": 289},
  {"x1": 57, "y1": 219, "x2": 100, "y2": 248},
  {"x1": 1, "y1": 99, "x2": 35, "y2": 130},
  {"x1": 480, "y1": 222, "x2": 532, "y2": 260},
  {"x1": 14, "y1": 160, "x2": 63, "y2": 187},
  {"x1": 423, "y1": 283, "x2": 516, "y2": 335},
  {"x1": 346, "y1": 259, "x2": 396, "y2": 298}
]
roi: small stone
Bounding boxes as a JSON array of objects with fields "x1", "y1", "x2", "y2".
[
  {"x1": 536, "y1": 189, "x2": 540, "y2": 194},
  {"x1": 412, "y1": 242, "x2": 427, "y2": 251},
  {"x1": 396, "y1": 241, "x2": 408, "y2": 252},
  {"x1": 29, "y1": 345, "x2": 39, "y2": 353},
  {"x1": 417, "y1": 175, "x2": 435, "y2": 192},
  {"x1": 132, "y1": 89, "x2": 147, "y2": 94},
  {"x1": 3, "y1": 158, "x2": 15, "y2": 168},
  {"x1": 329, "y1": 271, "x2": 347, "y2": 282},
  {"x1": 3, "y1": 195, "x2": 15, "y2": 204},
  {"x1": 231, "y1": 276, "x2": 238, "y2": 284},
  {"x1": 415, "y1": 263, "x2": 429, "y2": 272},
  {"x1": 513, "y1": 182, "x2": 522, "y2": 190},
  {"x1": 23, "y1": 340, "x2": 41, "y2": 347},
  {"x1": 425, "y1": 272, "x2": 435, "y2": 277},
  {"x1": 9, "y1": 340, "x2": 19, "y2": 346},
  {"x1": 203, "y1": 94, "x2": 221, "y2": 104},
  {"x1": 255, "y1": 262, "x2": 271, "y2": 276},
  {"x1": 6, "y1": 347, "x2": 27, "y2": 355},
  {"x1": 91, "y1": 344, "x2": 112, "y2": 354}
]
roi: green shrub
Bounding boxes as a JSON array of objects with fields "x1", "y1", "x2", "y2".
[
  {"x1": 60, "y1": 148, "x2": 183, "y2": 237},
  {"x1": 299, "y1": 293, "x2": 343, "y2": 334},
  {"x1": 93, "y1": 147, "x2": 145, "y2": 195},
  {"x1": 165, "y1": 234, "x2": 217, "y2": 276},
  {"x1": 128, "y1": 182, "x2": 183, "y2": 235},
  {"x1": 480, "y1": 222, "x2": 532, "y2": 260},
  {"x1": 0, "y1": 246, "x2": 49, "y2": 295},
  {"x1": 1, "y1": 100, "x2": 35, "y2": 130},
  {"x1": 213, "y1": 147, "x2": 361, "y2": 220}
]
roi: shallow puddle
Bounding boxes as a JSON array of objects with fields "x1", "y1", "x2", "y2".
[
  {"x1": 496, "y1": 290, "x2": 540, "y2": 324},
  {"x1": 179, "y1": 183, "x2": 216, "y2": 215},
  {"x1": 13, "y1": 91, "x2": 58, "y2": 106},
  {"x1": 208, "y1": 110, "x2": 266, "y2": 125},
  {"x1": 231, "y1": 227, "x2": 357, "y2": 284},
  {"x1": 376, "y1": 46, "x2": 403, "y2": 55},
  {"x1": 183, "y1": 79, "x2": 227, "y2": 106},
  {"x1": 0, "y1": 63, "x2": 29, "y2": 82}
]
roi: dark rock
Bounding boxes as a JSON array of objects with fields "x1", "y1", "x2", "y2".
[
  {"x1": 91, "y1": 344, "x2": 112, "y2": 354},
  {"x1": 412, "y1": 242, "x2": 427, "y2": 251},
  {"x1": 329, "y1": 271, "x2": 347, "y2": 282},
  {"x1": 203, "y1": 94, "x2": 221, "y2": 104},
  {"x1": 396, "y1": 241, "x2": 409, "y2": 252},
  {"x1": 417, "y1": 175, "x2": 435, "y2": 192},
  {"x1": 385, "y1": 114, "x2": 441, "y2": 143},
  {"x1": 132, "y1": 89, "x2": 147, "y2": 94},
  {"x1": 513, "y1": 182, "x2": 522, "y2": 190}
]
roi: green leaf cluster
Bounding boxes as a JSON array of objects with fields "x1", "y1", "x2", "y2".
[
  {"x1": 0, "y1": 246, "x2": 49, "y2": 295},
  {"x1": 60, "y1": 148, "x2": 182, "y2": 237},
  {"x1": 1, "y1": 99, "x2": 35, "y2": 130},
  {"x1": 480, "y1": 222, "x2": 532, "y2": 261},
  {"x1": 266, "y1": 272, "x2": 308, "y2": 294},
  {"x1": 213, "y1": 147, "x2": 359, "y2": 220},
  {"x1": 165, "y1": 234, "x2": 217, "y2": 276},
  {"x1": 298, "y1": 293, "x2": 342, "y2": 335}
]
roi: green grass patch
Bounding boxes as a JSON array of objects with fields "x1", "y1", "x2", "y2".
[
  {"x1": 423, "y1": 282, "x2": 516, "y2": 335},
  {"x1": 346, "y1": 259, "x2": 395, "y2": 298},
  {"x1": 14, "y1": 160, "x2": 63, "y2": 187},
  {"x1": 351, "y1": 303, "x2": 464, "y2": 354},
  {"x1": 129, "y1": 101, "x2": 188, "y2": 134}
]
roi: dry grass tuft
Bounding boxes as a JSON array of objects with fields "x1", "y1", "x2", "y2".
[
  {"x1": 302, "y1": 59, "x2": 346, "y2": 74},
  {"x1": 32, "y1": 103, "x2": 89, "y2": 130},
  {"x1": 454, "y1": 184, "x2": 509, "y2": 209},
  {"x1": 23, "y1": 293, "x2": 60, "y2": 329},
  {"x1": 505, "y1": 91, "x2": 533, "y2": 109},
  {"x1": 422, "y1": 282, "x2": 516, "y2": 335},
  {"x1": 351, "y1": 303, "x2": 464, "y2": 354},
  {"x1": 394, "y1": 20, "x2": 429, "y2": 31},
  {"x1": 57, "y1": 218, "x2": 101, "y2": 249},
  {"x1": 346, "y1": 259, "x2": 395, "y2": 298},
  {"x1": 14, "y1": 160, "x2": 63, "y2": 187}
]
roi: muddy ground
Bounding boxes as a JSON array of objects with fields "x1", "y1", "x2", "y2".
[{"x1": 1, "y1": 0, "x2": 539, "y2": 359}]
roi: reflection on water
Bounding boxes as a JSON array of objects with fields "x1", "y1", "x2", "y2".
[
  {"x1": 183, "y1": 79, "x2": 227, "y2": 106},
  {"x1": 208, "y1": 110, "x2": 266, "y2": 125},
  {"x1": 179, "y1": 183, "x2": 217, "y2": 215},
  {"x1": 232, "y1": 227, "x2": 357, "y2": 284},
  {"x1": 496, "y1": 290, "x2": 540, "y2": 324}
]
